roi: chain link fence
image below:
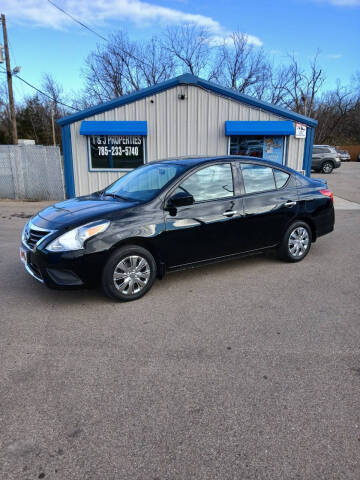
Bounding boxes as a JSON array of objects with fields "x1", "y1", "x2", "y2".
[{"x1": 0, "y1": 145, "x2": 65, "y2": 201}]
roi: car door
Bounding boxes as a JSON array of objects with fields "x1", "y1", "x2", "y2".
[
  {"x1": 162, "y1": 162, "x2": 244, "y2": 267},
  {"x1": 312, "y1": 147, "x2": 323, "y2": 169},
  {"x1": 237, "y1": 163, "x2": 299, "y2": 251}
]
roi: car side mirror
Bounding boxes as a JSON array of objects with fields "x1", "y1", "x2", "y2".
[{"x1": 167, "y1": 191, "x2": 194, "y2": 208}]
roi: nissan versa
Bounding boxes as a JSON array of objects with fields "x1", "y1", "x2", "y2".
[{"x1": 20, "y1": 156, "x2": 335, "y2": 301}]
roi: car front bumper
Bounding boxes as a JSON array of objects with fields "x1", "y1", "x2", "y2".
[{"x1": 20, "y1": 242, "x2": 107, "y2": 288}]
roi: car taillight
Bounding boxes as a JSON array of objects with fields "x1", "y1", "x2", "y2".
[{"x1": 320, "y1": 189, "x2": 334, "y2": 204}]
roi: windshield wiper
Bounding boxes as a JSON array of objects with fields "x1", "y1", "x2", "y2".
[{"x1": 103, "y1": 192, "x2": 130, "y2": 201}]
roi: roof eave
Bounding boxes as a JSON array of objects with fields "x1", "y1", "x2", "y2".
[
  {"x1": 57, "y1": 73, "x2": 317, "y2": 128},
  {"x1": 194, "y1": 77, "x2": 318, "y2": 127}
]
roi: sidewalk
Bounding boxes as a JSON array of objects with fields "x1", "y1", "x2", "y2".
[{"x1": 333, "y1": 196, "x2": 360, "y2": 210}]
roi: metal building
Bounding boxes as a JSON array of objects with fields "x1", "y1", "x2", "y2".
[{"x1": 58, "y1": 73, "x2": 317, "y2": 198}]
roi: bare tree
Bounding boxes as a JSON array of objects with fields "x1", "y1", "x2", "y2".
[
  {"x1": 0, "y1": 80, "x2": 11, "y2": 143},
  {"x1": 41, "y1": 74, "x2": 66, "y2": 115},
  {"x1": 164, "y1": 24, "x2": 213, "y2": 77},
  {"x1": 351, "y1": 71, "x2": 360, "y2": 93},
  {"x1": 135, "y1": 36, "x2": 176, "y2": 86},
  {"x1": 41, "y1": 74, "x2": 69, "y2": 144},
  {"x1": 315, "y1": 82, "x2": 358, "y2": 144},
  {"x1": 2, "y1": 23, "x2": 359, "y2": 148},
  {"x1": 213, "y1": 32, "x2": 270, "y2": 96},
  {"x1": 281, "y1": 53, "x2": 325, "y2": 117},
  {"x1": 82, "y1": 32, "x2": 178, "y2": 105},
  {"x1": 83, "y1": 33, "x2": 138, "y2": 104},
  {"x1": 255, "y1": 65, "x2": 292, "y2": 105}
]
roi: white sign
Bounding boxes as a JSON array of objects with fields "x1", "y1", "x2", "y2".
[{"x1": 295, "y1": 123, "x2": 307, "y2": 139}]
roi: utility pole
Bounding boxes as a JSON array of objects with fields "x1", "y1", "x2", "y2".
[
  {"x1": 1, "y1": 13, "x2": 18, "y2": 144},
  {"x1": 51, "y1": 106, "x2": 56, "y2": 146}
]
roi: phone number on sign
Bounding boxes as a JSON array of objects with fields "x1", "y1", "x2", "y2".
[{"x1": 97, "y1": 146, "x2": 139, "y2": 156}]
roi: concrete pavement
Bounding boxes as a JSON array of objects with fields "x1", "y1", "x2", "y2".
[
  {"x1": 1, "y1": 164, "x2": 359, "y2": 479},
  {"x1": 313, "y1": 161, "x2": 360, "y2": 204}
]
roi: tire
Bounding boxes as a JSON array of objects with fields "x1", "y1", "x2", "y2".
[
  {"x1": 321, "y1": 161, "x2": 334, "y2": 174},
  {"x1": 101, "y1": 245, "x2": 157, "y2": 301},
  {"x1": 277, "y1": 221, "x2": 312, "y2": 263}
]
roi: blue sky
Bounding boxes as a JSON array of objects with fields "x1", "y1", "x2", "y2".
[{"x1": 1, "y1": 0, "x2": 359, "y2": 103}]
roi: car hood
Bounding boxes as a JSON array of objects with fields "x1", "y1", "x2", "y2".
[{"x1": 34, "y1": 194, "x2": 138, "y2": 229}]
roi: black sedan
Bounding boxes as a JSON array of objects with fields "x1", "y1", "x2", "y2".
[{"x1": 20, "y1": 156, "x2": 335, "y2": 301}]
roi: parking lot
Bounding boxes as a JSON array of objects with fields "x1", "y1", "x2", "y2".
[{"x1": 1, "y1": 162, "x2": 360, "y2": 480}]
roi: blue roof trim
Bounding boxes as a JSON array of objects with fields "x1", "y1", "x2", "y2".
[
  {"x1": 58, "y1": 73, "x2": 317, "y2": 127},
  {"x1": 80, "y1": 121, "x2": 147, "y2": 136},
  {"x1": 225, "y1": 120, "x2": 295, "y2": 136}
]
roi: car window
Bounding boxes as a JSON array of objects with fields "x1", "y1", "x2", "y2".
[
  {"x1": 274, "y1": 169, "x2": 290, "y2": 189},
  {"x1": 175, "y1": 163, "x2": 234, "y2": 202},
  {"x1": 241, "y1": 164, "x2": 276, "y2": 194},
  {"x1": 312, "y1": 148, "x2": 321, "y2": 155},
  {"x1": 105, "y1": 162, "x2": 187, "y2": 202}
]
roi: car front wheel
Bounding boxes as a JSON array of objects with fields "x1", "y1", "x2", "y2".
[
  {"x1": 101, "y1": 245, "x2": 157, "y2": 301},
  {"x1": 321, "y1": 161, "x2": 334, "y2": 174},
  {"x1": 277, "y1": 222, "x2": 312, "y2": 262}
]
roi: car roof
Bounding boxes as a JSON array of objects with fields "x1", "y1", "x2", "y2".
[{"x1": 152, "y1": 155, "x2": 295, "y2": 173}]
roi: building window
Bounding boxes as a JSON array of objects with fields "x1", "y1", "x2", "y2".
[
  {"x1": 230, "y1": 135, "x2": 285, "y2": 165},
  {"x1": 88, "y1": 135, "x2": 145, "y2": 170}
]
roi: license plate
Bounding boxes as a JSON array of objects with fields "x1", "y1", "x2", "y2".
[{"x1": 20, "y1": 246, "x2": 28, "y2": 264}]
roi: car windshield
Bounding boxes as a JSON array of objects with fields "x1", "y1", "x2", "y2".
[{"x1": 104, "y1": 162, "x2": 187, "y2": 202}]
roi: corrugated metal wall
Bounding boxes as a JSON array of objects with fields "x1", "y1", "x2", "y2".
[
  {"x1": 70, "y1": 85, "x2": 306, "y2": 196},
  {"x1": 288, "y1": 136, "x2": 305, "y2": 171}
]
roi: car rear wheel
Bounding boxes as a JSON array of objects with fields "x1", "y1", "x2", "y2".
[
  {"x1": 321, "y1": 161, "x2": 334, "y2": 174},
  {"x1": 277, "y1": 222, "x2": 312, "y2": 262},
  {"x1": 101, "y1": 245, "x2": 157, "y2": 301}
]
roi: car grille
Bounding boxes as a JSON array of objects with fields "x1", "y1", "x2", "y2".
[{"x1": 25, "y1": 226, "x2": 51, "y2": 250}]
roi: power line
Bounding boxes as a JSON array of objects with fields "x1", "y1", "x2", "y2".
[
  {"x1": 47, "y1": 0, "x2": 107, "y2": 42},
  {"x1": 14, "y1": 74, "x2": 78, "y2": 111},
  {"x1": 0, "y1": 67, "x2": 78, "y2": 111},
  {"x1": 46, "y1": 0, "x2": 154, "y2": 70}
]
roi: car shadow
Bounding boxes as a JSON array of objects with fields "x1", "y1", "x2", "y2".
[{"x1": 12, "y1": 250, "x2": 279, "y2": 306}]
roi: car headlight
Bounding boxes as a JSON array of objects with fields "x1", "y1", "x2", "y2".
[{"x1": 46, "y1": 220, "x2": 110, "y2": 252}]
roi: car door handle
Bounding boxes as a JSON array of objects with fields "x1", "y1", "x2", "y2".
[
  {"x1": 222, "y1": 210, "x2": 237, "y2": 217},
  {"x1": 284, "y1": 201, "x2": 297, "y2": 207}
]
